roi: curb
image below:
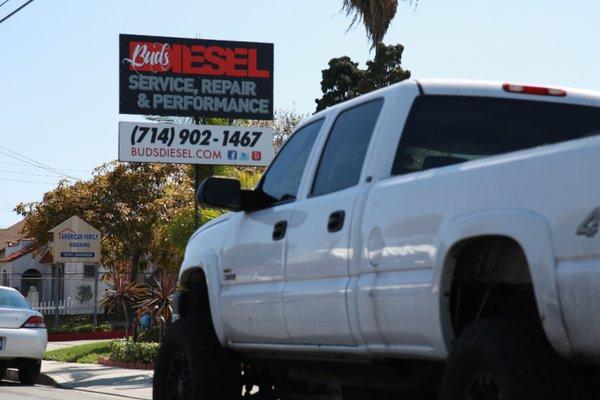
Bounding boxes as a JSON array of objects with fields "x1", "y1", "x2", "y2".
[
  {"x1": 5, "y1": 369, "x2": 61, "y2": 387},
  {"x1": 97, "y1": 356, "x2": 154, "y2": 370}
]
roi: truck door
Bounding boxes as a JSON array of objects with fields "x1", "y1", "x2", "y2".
[
  {"x1": 283, "y1": 99, "x2": 385, "y2": 345},
  {"x1": 220, "y1": 120, "x2": 324, "y2": 344}
]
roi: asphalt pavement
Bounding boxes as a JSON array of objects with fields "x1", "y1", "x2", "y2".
[{"x1": 0, "y1": 381, "x2": 127, "y2": 399}]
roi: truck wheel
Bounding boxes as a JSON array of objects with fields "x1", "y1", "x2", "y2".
[
  {"x1": 440, "y1": 319, "x2": 584, "y2": 400},
  {"x1": 18, "y1": 360, "x2": 41, "y2": 385},
  {"x1": 153, "y1": 317, "x2": 241, "y2": 400}
]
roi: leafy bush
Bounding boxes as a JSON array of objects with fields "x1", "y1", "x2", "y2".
[
  {"x1": 47, "y1": 314, "x2": 124, "y2": 334},
  {"x1": 109, "y1": 339, "x2": 159, "y2": 364},
  {"x1": 76, "y1": 285, "x2": 93, "y2": 303}
]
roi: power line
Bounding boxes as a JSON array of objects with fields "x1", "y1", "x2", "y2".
[
  {"x1": 0, "y1": 168, "x2": 64, "y2": 178},
  {"x1": 0, "y1": 176, "x2": 61, "y2": 185},
  {"x1": 0, "y1": 0, "x2": 11, "y2": 9},
  {"x1": 0, "y1": 145, "x2": 81, "y2": 181},
  {"x1": 0, "y1": 0, "x2": 34, "y2": 25},
  {"x1": 0, "y1": 159, "x2": 92, "y2": 173},
  {"x1": 0, "y1": 149, "x2": 78, "y2": 181}
]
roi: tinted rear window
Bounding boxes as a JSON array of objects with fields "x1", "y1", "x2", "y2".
[
  {"x1": 392, "y1": 96, "x2": 600, "y2": 175},
  {"x1": 0, "y1": 288, "x2": 31, "y2": 309}
]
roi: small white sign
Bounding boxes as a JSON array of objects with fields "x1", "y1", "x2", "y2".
[
  {"x1": 50, "y1": 216, "x2": 101, "y2": 264},
  {"x1": 118, "y1": 121, "x2": 274, "y2": 166}
]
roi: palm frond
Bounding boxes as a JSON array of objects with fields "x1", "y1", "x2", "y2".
[{"x1": 343, "y1": 0, "x2": 399, "y2": 48}]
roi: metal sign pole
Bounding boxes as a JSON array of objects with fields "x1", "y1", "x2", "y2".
[
  {"x1": 194, "y1": 164, "x2": 200, "y2": 229},
  {"x1": 53, "y1": 264, "x2": 59, "y2": 329},
  {"x1": 93, "y1": 262, "x2": 99, "y2": 328},
  {"x1": 193, "y1": 116, "x2": 202, "y2": 230}
]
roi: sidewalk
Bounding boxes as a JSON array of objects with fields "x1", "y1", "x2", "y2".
[
  {"x1": 46, "y1": 339, "x2": 112, "y2": 352},
  {"x1": 40, "y1": 360, "x2": 152, "y2": 400}
]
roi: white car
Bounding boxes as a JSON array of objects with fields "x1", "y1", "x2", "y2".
[{"x1": 0, "y1": 285, "x2": 47, "y2": 384}]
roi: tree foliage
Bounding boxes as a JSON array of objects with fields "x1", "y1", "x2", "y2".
[
  {"x1": 135, "y1": 271, "x2": 177, "y2": 342},
  {"x1": 343, "y1": 0, "x2": 399, "y2": 49},
  {"x1": 15, "y1": 162, "x2": 188, "y2": 275},
  {"x1": 100, "y1": 272, "x2": 145, "y2": 340},
  {"x1": 15, "y1": 110, "x2": 304, "y2": 276},
  {"x1": 315, "y1": 43, "x2": 411, "y2": 111}
]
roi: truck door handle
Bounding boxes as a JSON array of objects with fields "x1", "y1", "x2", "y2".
[
  {"x1": 327, "y1": 211, "x2": 345, "y2": 232},
  {"x1": 272, "y1": 220, "x2": 287, "y2": 241}
]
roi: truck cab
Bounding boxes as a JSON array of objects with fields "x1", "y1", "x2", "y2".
[{"x1": 155, "y1": 79, "x2": 600, "y2": 400}]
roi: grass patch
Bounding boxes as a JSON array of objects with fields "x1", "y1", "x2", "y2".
[{"x1": 44, "y1": 341, "x2": 112, "y2": 364}]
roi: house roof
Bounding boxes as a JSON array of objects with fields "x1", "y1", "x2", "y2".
[
  {"x1": 0, "y1": 243, "x2": 38, "y2": 263},
  {"x1": 0, "y1": 220, "x2": 25, "y2": 252},
  {"x1": 39, "y1": 249, "x2": 53, "y2": 264}
]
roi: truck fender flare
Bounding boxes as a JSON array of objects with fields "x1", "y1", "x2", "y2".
[
  {"x1": 432, "y1": 209, "x2": 572, "y2": 359},
  {"x1": 179, "y1": 251, "x2": 227, "y2": 346}
]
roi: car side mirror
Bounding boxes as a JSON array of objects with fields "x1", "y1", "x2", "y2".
[{"x1": 196, "y1": 176, "x2": 243, "y2": 211}]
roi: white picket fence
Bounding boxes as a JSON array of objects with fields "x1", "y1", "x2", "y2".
[{"x1": 32, "y1": 297, "x2": 98, "y2": 315}]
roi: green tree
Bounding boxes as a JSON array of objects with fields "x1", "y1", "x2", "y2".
[
  {"x1": 135, "y1": 271, "x2": 178, "y2": 342},
  {"x1": 315, "y1": 43, "x2": 411, "y2": 111},
  {"x1": 16, "y1": 111, "x2": 305, "y2": 278},
  {"x1": 150, "y1": 164, "x2": 263, "y2": 273},
  {"x1": 15, "y1": 162, "x2": 187, "y2": 278},
  {"x1": 315, "y1": 56, "x2": 365, "y2": 112},
  {"x1": 100, "y1": 272, "x2": 145, "y2": 341}
]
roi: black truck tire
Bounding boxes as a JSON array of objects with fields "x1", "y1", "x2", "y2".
[
  {"x1": 440, "y1": 319, "x2": 584, "y2": 400},
  {"x1": 18, "y1": 360, "x2": 41, "y2": 385},
  {"x1": 153, "y1": 317, "x2": 241, "y2": 400}
]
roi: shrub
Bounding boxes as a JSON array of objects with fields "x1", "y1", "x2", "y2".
[
  {"x1": 109, "y1": 339, "x2": 160, "y2": 364},
  {"x1": 76, "y1": 285, "x2": 93, "y2": 303}
]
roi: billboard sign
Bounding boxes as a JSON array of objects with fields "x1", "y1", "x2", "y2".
[
  {"x1": 119, "y1": 34, "x2": 274, "y2": 120},
  {"x1": 118, "y1": 121, "x2": 274, "y2": 166},
  {"x1": 50, "y1": 216, "x2": 101, "y2": 264}
]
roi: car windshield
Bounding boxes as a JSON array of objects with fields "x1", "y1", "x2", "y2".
[{"x1": 0, "y1": 288, "x2": 31, "y2": 309}]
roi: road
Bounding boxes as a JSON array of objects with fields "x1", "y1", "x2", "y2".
[{"x1": 0, "y1": 381, "x2": 126, "y2": 400}]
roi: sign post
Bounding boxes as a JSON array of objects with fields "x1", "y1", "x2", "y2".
[{"x1": 50, "y1": 216, "x2": 102, "y2": 328}]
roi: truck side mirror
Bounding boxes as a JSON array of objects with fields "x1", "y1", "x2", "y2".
[{"x1": 196, "y1": 177, "x2": 243, "y2": 211}]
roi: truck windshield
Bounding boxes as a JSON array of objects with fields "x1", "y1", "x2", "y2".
[
  {"x1": 392, "y1": 95, "x2": 600, "y2": 175},
  {"x1": 0, "y1": 287, "x2": 31, "y2": 309}
]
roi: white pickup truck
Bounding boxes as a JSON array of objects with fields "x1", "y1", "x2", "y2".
[{"x1": 154, "y1": 80, "x2": 600, "y2": 400}]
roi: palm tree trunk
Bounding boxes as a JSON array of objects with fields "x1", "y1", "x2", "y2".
[
  {"x1": 122, "y1": 301, "x2": 129, "y2": 341},
  {"x1": 131, "y1": 252, "x2": 140, "y2": 282}
]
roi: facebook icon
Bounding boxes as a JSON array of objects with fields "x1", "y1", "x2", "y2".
[{"x1": 227, "y1": 150, "x2": 238, "y2": 160}]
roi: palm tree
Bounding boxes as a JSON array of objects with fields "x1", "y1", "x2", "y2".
[
  {"x1": 342, "y1": 0, "x2": 399, "y2": 50},
  {"x1": 100, "y1": 273, "x2": 145, "y2": 340},
  {"x1": 135, "y1": 271, "x2": 177, "y2": 342}
]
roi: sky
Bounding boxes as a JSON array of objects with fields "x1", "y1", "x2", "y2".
[{"x1": 1, "y1": 0, "x2": 599, "y2": 227}]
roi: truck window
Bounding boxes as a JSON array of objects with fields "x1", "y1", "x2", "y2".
[
  {"x1": 392, "y1": 95, "x2": 600, "y2": 176},
  {"x1": 311, "y1": 99, "x2": 384, "y2": 197},
  {"x1": 260, "y1": 119, "x2": 324, "y2": 203}
]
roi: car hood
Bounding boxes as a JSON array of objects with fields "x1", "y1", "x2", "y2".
[{"x1": 0, "y1": 307, "x2": 38, "y2": 328}]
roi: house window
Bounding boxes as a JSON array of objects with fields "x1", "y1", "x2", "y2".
[
  {"x1": 83, "y1": 264, "x2": 96, "y2": 278},
  {"x1": 2, "y1": 271, "x2": 8, "y2": 286}
]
